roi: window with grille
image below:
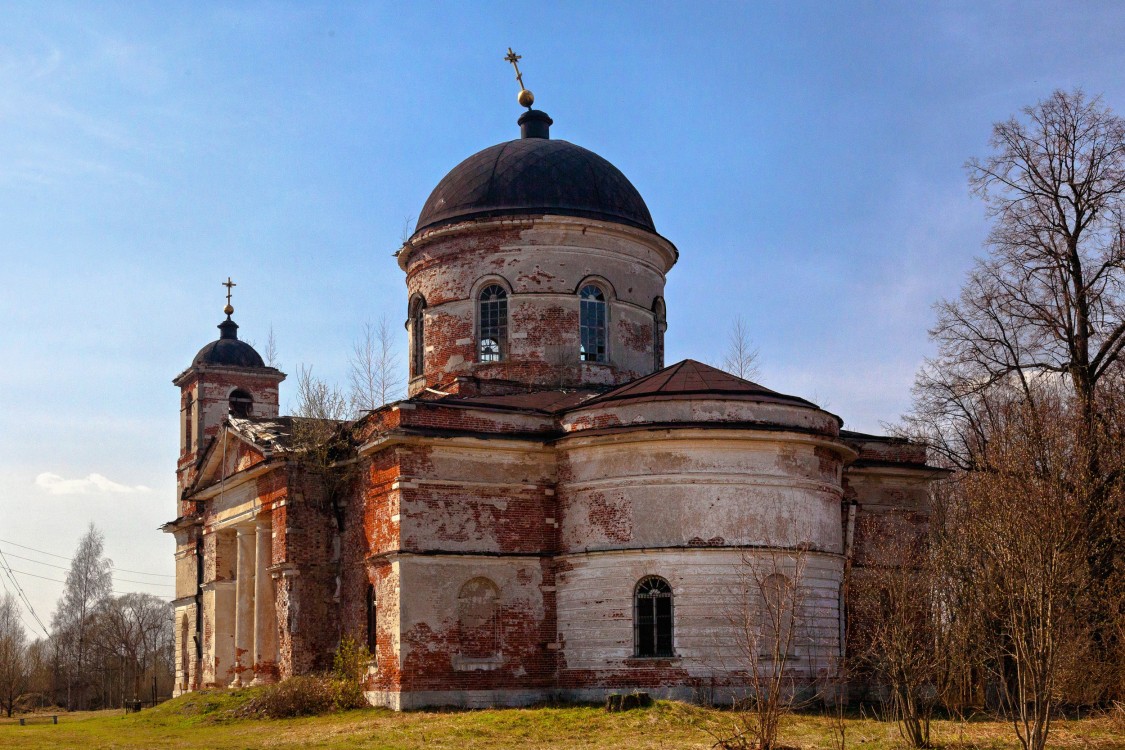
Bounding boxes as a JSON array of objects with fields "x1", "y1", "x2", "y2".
[
  {"x1": 579, "y1": 284, "x2": 607, "y2": 362},
  {"x1": 478, "y1": 285, "x2": 508, "y2": 362},
  {"x1": 634, "y1": 576, "x2": 674, "y2": 657}
]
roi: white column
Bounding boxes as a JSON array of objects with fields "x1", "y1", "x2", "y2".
[
  {"x1": 229, "y1": 525, "x2": 255, "y2": 687},
  {"x1": 250, "y1": 515, "x2": 278, "y2": 684}
]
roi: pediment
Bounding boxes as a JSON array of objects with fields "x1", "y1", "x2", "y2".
[{"x1": 189, "y1": 424, "x2": 270, "y2": 496}]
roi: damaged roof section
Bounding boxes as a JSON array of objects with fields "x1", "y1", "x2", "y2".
[{"x1": 226, "y1": 415, "x2": 350, "y2": 454}]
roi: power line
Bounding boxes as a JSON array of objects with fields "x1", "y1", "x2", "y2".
[
  {"x1": 0, "y1": 572, "x2": 39, "y2": 636},
  {"x1": 0, "y1": 537, "x2": 175, "y2": 579},
  {"x1": 5, "y1": 567, "x2": 171, "y2": 600},
  {"x1": 0, "y1": 549, "x2": 50, "y2": 637},
  {"x1": 2, "y1": 551, "x2": 71, "y2": 571},
  {"x1": 5, "y1": 564, "x2": 173, "y2": 589}
]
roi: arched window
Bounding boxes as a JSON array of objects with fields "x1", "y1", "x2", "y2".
[
  {"x1": 458, "y1": 577, "x2": 500, "y2": 659},
  {"x1": 229, "y1": 389, "x2": 253, "y2": 418},
  {"x1": 579, "y1": 284, "x2": 607, "y2": 363},
  {"x1": 366, "y1": 584, "x2": 378, "y2": 653},
  {"x1": 759, "y1": 573, "x2": 795, "y2": 658},
  {"x1": 634, "y1": 576, "x2": 674, "y2": 657},
  {"x1": 652, "y1": 297, "x2": 666, "y2": 371},
  {"x1": 409, "y1": 296, "x2": 426, "y2": 379},
  {"x1": 477, "y1": 284, "x2": 508, "y2": 362}
]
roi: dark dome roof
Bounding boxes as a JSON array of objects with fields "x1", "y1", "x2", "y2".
[
  {"x1": 415, "y1": 111, "x2": 655, "y2": 235},
  {"x1": 192, "y1": 318, "x2": 265, "y2": 368}
]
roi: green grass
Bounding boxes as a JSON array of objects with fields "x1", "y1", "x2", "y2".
[{"x1": 0, "y1": 689, "x2": 1121, "y2": 749}]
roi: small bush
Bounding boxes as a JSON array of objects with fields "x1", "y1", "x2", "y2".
[
  {"x1": 239, "y1": 675, "x2": 367, "y2": 719},
  {"x1": 333, "y1": 633, "x2": 373, "y2": 682}
]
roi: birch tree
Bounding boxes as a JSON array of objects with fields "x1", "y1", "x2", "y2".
[{"x1": 51, "y1": 523, "x2": 113, "y2": 710}]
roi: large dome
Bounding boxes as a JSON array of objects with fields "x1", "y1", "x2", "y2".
[{"x1": 414, "y1": 110, "x2": 655, "y2": 236}]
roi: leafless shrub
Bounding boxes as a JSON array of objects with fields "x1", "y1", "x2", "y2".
[
  {"x1": 937, "y1": 395, "x2": 1094, "y2": 750},
  {"x1": 703, "y1": 545, "x2": 812, "y2": 750},
  {"x1": 239, "y1": 674, "x2": 365, "y2": 718},
  {"x1": 851, "y1": 532, "x2": 937, "y2": 747}
]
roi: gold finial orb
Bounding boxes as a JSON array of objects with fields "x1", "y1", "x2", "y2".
[
  {"x1": 517, "y1": 88, "x2": 534, "y2": 108},
  {"x1": 224, "y1": 303, "x2": 234, "y2": 315}
]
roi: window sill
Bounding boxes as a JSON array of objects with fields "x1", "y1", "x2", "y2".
[
  {"x1": 452, "y1": 654, "x2": 503, "y2": 672},
  {"x1": 625, "y1": 655, "x2": 679, "y2": 664}
]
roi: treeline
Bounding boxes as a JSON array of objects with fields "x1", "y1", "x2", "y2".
[
  {"x1": 0, "y1": 525, "x2": 175, "y2": 714},
  {"x1": 853, "y1": 90, "x2": 1125, "y2": 750}
]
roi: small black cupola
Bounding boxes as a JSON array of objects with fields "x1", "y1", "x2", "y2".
[
  {"x1": 190, "y1": 278, "x2": 266, "y2": 368},
  {"x1": 518, "y1": 109, "x2": 552, "y2": 139}
]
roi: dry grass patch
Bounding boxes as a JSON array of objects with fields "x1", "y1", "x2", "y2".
[{"x1": 0, "y1": 690, "x2": 1121, "y2": 749}]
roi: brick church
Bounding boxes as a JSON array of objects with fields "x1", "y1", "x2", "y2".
[{"x1": 165, "y1": 89, "x2": 939, "y2": 709}]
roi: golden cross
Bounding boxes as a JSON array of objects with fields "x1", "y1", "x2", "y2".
[
  {"x1": 223, "y1": 277, "x2": 236, "y2": 307},
  {"x1": 504, "y1": 47, "x2": 525, "y2": 91}
]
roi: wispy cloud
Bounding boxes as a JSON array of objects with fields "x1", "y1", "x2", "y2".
[{"x1": 35, "y1": 472, "x2": 151, "y2": 495}]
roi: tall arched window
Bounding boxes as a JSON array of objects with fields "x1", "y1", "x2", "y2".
[
  {"x1": 366, "y1": 584, "x2": 378, "y2": 653},
  {"x1": 652, "y1": 297, "x2": 666, "y2": 371},
  {"x1": 229, "y1": 389, "x2": 253, "y2": 418},
  {"x1": 634, "y1": 576, "x2": 674, "y2": 657},
  {"x1": 458, "y1": 577, "x2": 500, "y2": 659},
  {"x1": 579, "y1": 284, "x2": 607, "y2": 363},
  {"x1": 477, "y1": 284, "x2": 508, "y2": 362},
  {"x1": 409, "y1": 295, "x2": 426, "y2": 379}
]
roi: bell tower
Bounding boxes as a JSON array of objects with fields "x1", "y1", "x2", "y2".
[{"x1": 172, "y1": 279, "x2": 285, "y2": 505}]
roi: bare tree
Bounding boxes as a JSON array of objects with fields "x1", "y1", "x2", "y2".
[
  {"x1": 0, "y1": 592, "x2": 29, "y2": 716},
  {"x1": 723, "y1": 317, "x2": 761, "y2": 381},
  {"x1": 264, "y1": 325, "x2": 280, "y2": 369},
  {"x1": 910, "y1": 90, "x2": 1125, "y2": 462},
  {"x1": 291, "y1": 364, "x2": 356, "y2": 526},
  {"x1": 348, "y1": 316, "x2": 403, "y2": 415},
  {"x1": 92, "y1": 593, "x2": 172, "y2": 708},
  {"x1": 293, "y1": 365, "x2": 349, "y2": 423},
  {"x1": 50, "y1": 524, "x2": 113, "y2": 710},
  {"x1": 905, "y1": 89, "x2": 1125, "y2": 703}
]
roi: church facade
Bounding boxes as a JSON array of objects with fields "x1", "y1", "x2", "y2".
[{"x1": 165, "y1": 104, "x2": 938, "y2": 709}]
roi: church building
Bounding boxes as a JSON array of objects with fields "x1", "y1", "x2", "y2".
[{"x1": 165, "y1": 78, "x2": 939, "y2": 709}]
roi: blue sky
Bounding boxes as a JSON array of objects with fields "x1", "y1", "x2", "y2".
[{"x1": 3, "y1": 1, "x2": 1124, "y2": 632}]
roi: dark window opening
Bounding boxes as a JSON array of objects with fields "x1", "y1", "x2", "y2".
[
  {"x1": 478, "y1": 284, "x2": 508, "y2": 362},
  {"x1": 229, "y1": 389, "x2": 253, "y2": 418},
  {"x1": 634, "y1": 576, "x2": 674, "y2": 657},
  {"x1": 183, "y1": 395, "x2": 194, "y2": 451},
  {"x1": 652, "y1": 297, "x2": 666, "y2": 371},
  {"x1": 409, "y1": 296, "x2": 426, "y2": 379},
  {"x1": 579, "y1": 284, "x2": 607, "y2": 363},
  {"x1": 366, "y1": 584, "x2": 378, "y2": 654}
]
